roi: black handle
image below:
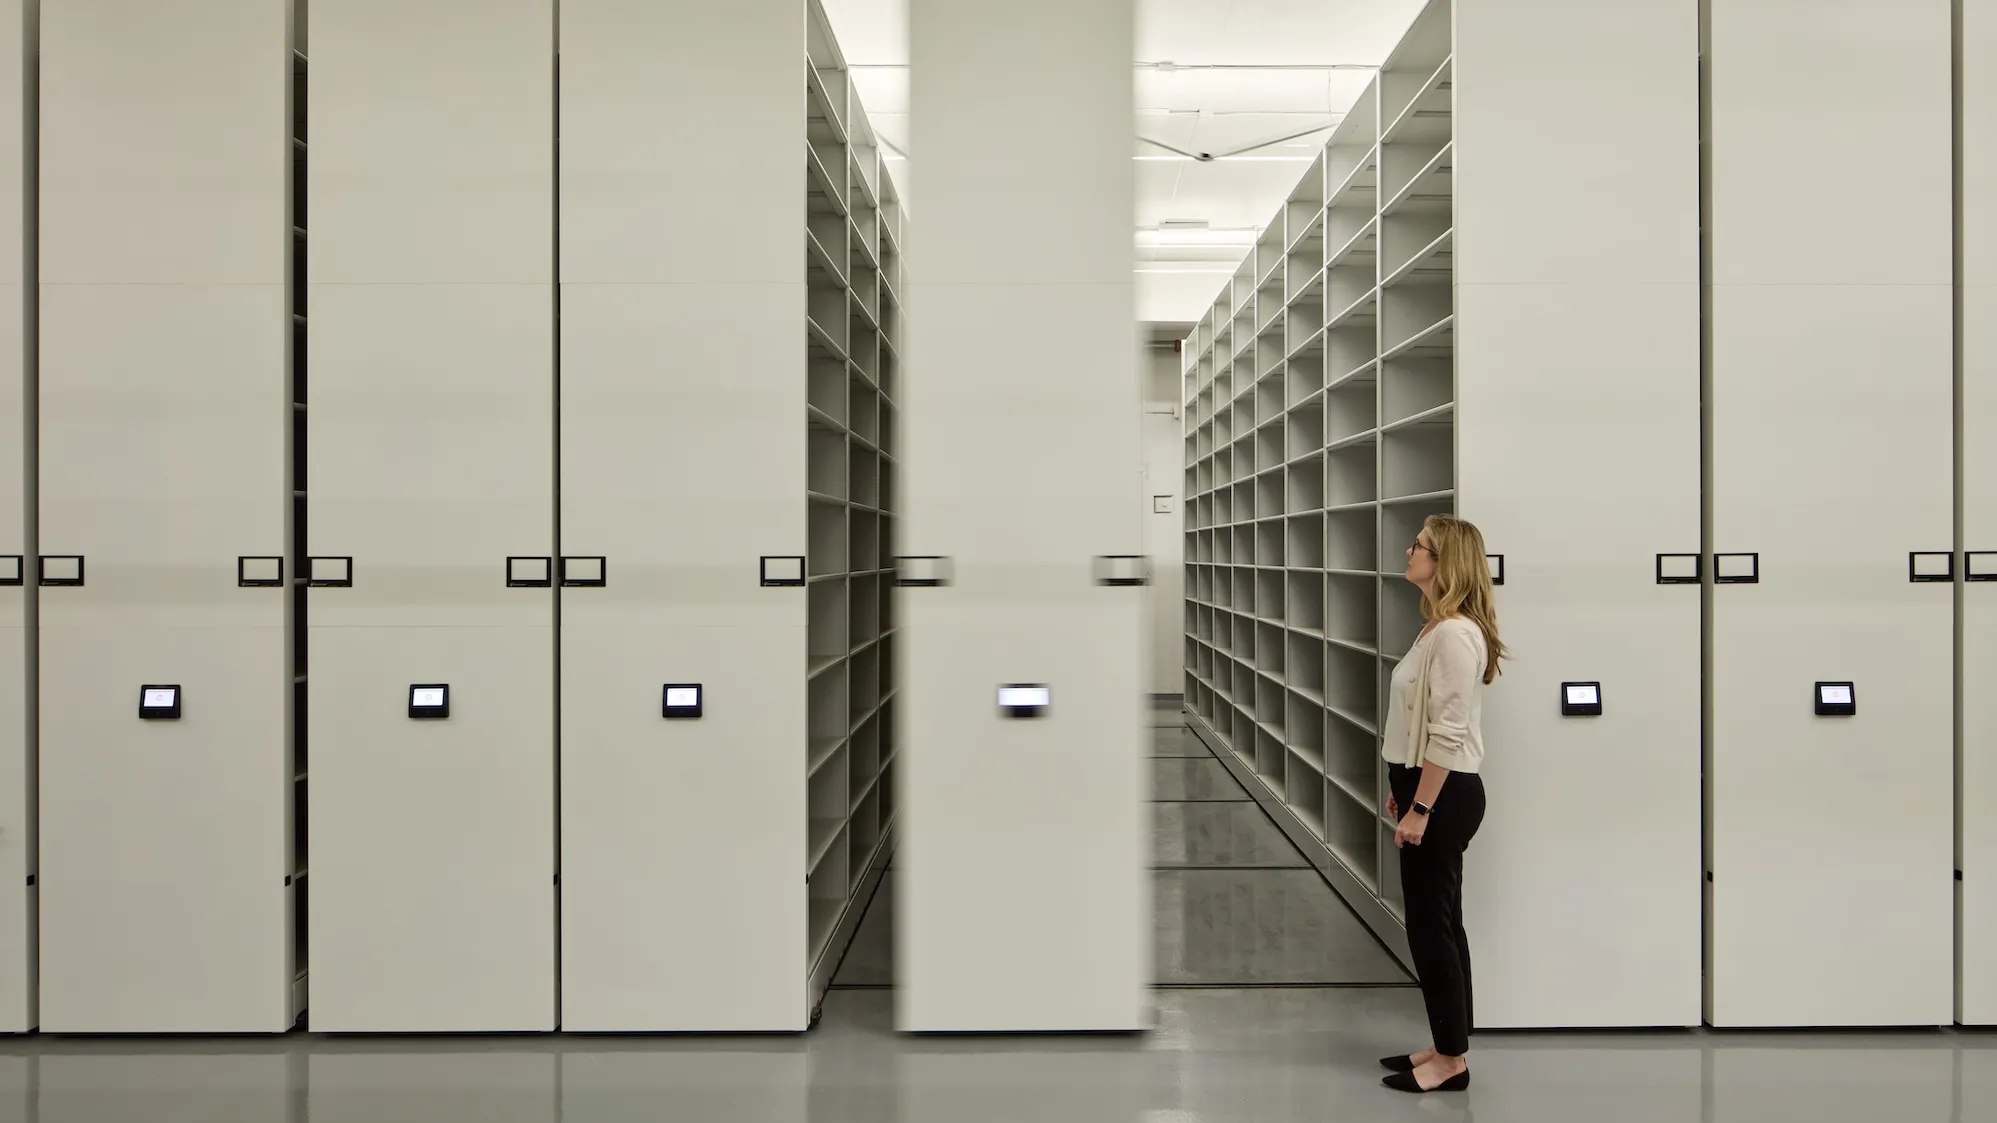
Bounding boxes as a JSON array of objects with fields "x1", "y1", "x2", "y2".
[
  {"x1": 507, "y1": 557, "x2": 554, "y2": 588},
  {"x1": 1713, "y1": 552, "x2": 1759, "y2": 584},
  {"x1": 560, "y1": 557, "x2": 608, "y2": 588},
  {"x1": 1656, "y1": 553, "x2": 1701, "y2": 585},
  {"x1": 238, "y1": 556, "x2": 285, "y2": 588},
  {"x1": 38, "y1": 555, "x2": 85, "y2": 587},
  {"x1": 305, "y1": 556, "x2": 353, "y2": 587}
]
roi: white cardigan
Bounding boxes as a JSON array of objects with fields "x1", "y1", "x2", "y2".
[{"x1": 1380, "y1": 616, "x2": 1488, "y2": 773}]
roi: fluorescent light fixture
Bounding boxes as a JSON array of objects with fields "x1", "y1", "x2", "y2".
[
  {"x1": 1133, "y1": 154, "x2": 1315, "y2": 162},
  {"x1": 1135, "y1": 227, "x2": 1260, "y2": 246}
]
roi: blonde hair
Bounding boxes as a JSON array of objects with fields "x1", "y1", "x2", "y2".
[{"x1": 1419, "y1": 514, "x2": 1507, "y2": 684}]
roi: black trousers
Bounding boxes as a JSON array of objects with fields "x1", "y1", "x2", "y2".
[{"x1": 1389, "y1": 763, "x2": 1486, "y2": 1057}]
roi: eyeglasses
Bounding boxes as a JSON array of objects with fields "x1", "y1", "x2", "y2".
[{"x1": 1408, "y1": 538, "x2": 1436, "y2": 557}]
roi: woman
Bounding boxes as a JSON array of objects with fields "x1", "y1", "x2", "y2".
[{"x1": 1377, "y1": 514, "x2": 1505, "y2": 1094}]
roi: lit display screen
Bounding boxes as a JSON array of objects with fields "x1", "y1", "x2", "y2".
[{"x1": 998, "y1": 686, "x2": 1051, "y2": 709}]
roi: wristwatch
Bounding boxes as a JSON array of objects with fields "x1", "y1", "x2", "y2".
[{"x1": 1409, "y1": 801, "x2": 1433, "y2": 817}]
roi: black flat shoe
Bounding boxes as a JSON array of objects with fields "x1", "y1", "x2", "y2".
[
  {"x1": 1383, "y1": 1069, "x2": 1470, "y2": 1093},
  {"x1": 1378, "y1": 1055, "x2": 1416, "y2": 1072}
]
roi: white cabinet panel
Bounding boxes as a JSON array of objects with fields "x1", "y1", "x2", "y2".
[
  {"x1": 557, "y1": 616, "x2": 807, "y2": 1031},
  {"x1": 304, "y1": 285, "x2": 555, "y2": 630},
  {"x1": 556, "y1": 283, "x2": 807, "y2": 1031},
  {"x1": 305, "y1": 0, "x2": 555, "y2": 1030},
  {"x1": 1450, "y1": 0, "x2": 1703, "y2": 1029},
  {"x1": 1967, "y1": 284, "x2": 1997, "y2": 1025},
  {"x1": 554, "y1": 286, "x2": 804, "y2": 613},
  {"x1": 0, "y1": 0, "x2": 29, "y2": 1035},
  {"x1": 37, "y1": 283, "x2": 290, "y2": 1033},
  {"x1": 1454, "y1": 0, "x2": 1698, "y2": 287},
  {"x1": 307, "y1": 0, "x2": 552, "y2": 285},
  {"x1": 1707, "y1": 278, "x2": 1954, "y2": 1026},
  {"x1": 0, "y1": 634, "x2": 28, "y2": 1033},
  {"x1": 558, "y1": 0, "x2": 801, "y2": 284},
  {"x1": 908, "y1": 0, "x2": 1134, "y2": 286},
  {"x1": 903, "y1": 0, "x2": 1146, "y2": 1028},
  {"x1": 1457, "y1": 282, "x2": 1702, "y2": 1029},
  {"x1": 35, "y1": 285, "x2": 288, "y2": 623},
  {"x1": 39, "y1": 0, "x2": 286, "y2": 286},
  {"x1": 899, "y1": 598, "x2": 1149, "y2": 1031},
  {"x1": 1706, "y1": 0, "x2": 1953, "y2": 289},
  {"x1": 307, "y1": 626, "x2": 553, "y2": 1031},
  {"x1": 903, "y1": 284, "x2": 1142, "y2": 564},
  {"x1": 1962, "y1": 0, "x2": 1997, "y2": 1028},
  {"x1": 37, "y1": 624, "x2": 289, "y2": 1032},
  {"x1": 557, "y1": 0, "x2": 869, "y2": 1030},
  {"x1": 1707, "y1": 0, "x2": 1954, "y2": 1027}
]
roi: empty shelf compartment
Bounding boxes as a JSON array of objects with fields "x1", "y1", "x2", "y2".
[
  {"x1": 1381, "y1": 355, "x2": 1453, "y2": 426},
  {"x1": 1325, "y1": 507, "x2": 1377, "y2": 573}
]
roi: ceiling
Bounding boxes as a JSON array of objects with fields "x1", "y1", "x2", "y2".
[{"x1": 818, "y1": 0, "x2": 1430, "y2": 325}]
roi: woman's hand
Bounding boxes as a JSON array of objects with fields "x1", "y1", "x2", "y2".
[
  {"x1": 1386, "y1": 795, "x2": 1398, "y2": 821},
  {"x1": 1394, "y1": 811, "x2": 1428, "y2": 849}
]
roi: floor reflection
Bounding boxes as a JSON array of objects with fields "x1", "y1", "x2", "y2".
[{"x1": 5, "y1": 989, "x2": 1997, "y2": 1123}]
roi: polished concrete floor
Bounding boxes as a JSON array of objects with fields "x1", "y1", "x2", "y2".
[{"x1": 3, "y1": 707, "x2": 1994, "y2": 1119}]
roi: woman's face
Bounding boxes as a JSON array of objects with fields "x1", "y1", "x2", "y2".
[{"x1": 1404, "y1": 526, "x2": 1437, "y2": 589}]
